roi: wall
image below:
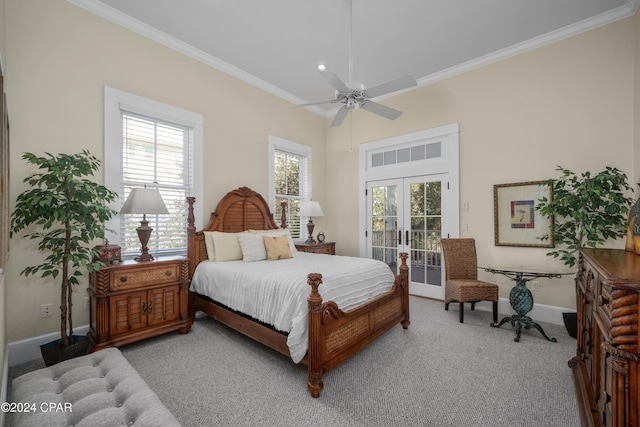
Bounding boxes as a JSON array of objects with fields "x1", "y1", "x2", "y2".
[
  {"x1": 3, "y1": 0, "x2": 326, "y2": 345},
  {"x1": 326, "y1": 15, "x2": 638, "y2": 310},
  {"x1": 0, "y1": 0, "x2": 7, "y2": 401},
  {"x1": 2, "y1": 0, "x2": 639, "y2": 355},
  {"x1": 635, "y1": 11, "x2": 640, "y2": 182}
]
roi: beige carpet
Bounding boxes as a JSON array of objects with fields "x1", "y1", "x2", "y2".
[{"x1": 8, "y1": 296, "x2": 579, "y2": 426}]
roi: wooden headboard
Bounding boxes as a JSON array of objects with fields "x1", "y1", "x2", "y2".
[{"x1": 186, "y1": 186, "x2": 285, "y2": 278}]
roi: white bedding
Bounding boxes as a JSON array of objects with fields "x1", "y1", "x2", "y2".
[{"x1": 190, "y1": 252, "x2": 395, "y2": 363}]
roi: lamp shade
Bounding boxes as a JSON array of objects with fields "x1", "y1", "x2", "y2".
[
  {"x1": 120, "y1": 188, "x2": 169, "y2": 215},
  {"x1": 300, "y1": 200, "x2": 324, "y2": 217}
]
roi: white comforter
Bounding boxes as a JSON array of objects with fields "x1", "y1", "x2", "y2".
[{"x1": 189, "y1": 252, "x2": 395, "y2": 363}]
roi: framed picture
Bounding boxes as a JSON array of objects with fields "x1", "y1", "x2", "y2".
[{"x1": 494, "y1": 181, "x2": 553, "y2": 247}]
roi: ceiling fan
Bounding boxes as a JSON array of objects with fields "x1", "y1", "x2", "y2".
[{"x1": 300, "y1": 0, "x2": 418, "y2": 127}]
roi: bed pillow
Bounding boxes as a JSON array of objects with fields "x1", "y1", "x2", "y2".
[
  {"x1": 263, "y1": 234, "x2": 293, "y2": 260},
  {"x1": 203, "y1": 231, "x2": 216, "y2": 261},
  {"x1": 211, "y1": 231, "x2": 243, "y2": 262},
  {"x1": 249, "y1": 229, "x2": 298, "y2": 254},
  {"x1": 237, "y1": 233, "x2": 267, "y2": 262}
]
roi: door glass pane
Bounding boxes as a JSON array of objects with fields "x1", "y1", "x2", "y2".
[
  {"x1": 371, "y1": 185, "x2": 398, "y2": 274},
  {"x1": 410, "y1": 181, "x2": 442, "y2": 286}
]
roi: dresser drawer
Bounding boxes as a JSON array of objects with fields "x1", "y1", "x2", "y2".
[{"x1": 110, "y1": 263, "x2": 179, "y2": 291}]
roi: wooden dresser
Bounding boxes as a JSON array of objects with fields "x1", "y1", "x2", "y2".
[
  {"x1": 572, "y1": 248, "x2": 640, "y2": 427},
  {"x1": 88, "y1": 256, "x2": 192, "y2": 351}
]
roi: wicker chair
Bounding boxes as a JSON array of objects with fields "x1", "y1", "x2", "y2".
[{"x1": 441, "y1": 238, "x2": 498, "y2": 323}]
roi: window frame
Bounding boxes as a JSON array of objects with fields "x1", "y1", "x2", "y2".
[
  {"x1": 268, "y1": 136, "x2": 312, "y2": 239},
  {"x1": 104, "y1": 86, "x2": 203, "y2": 258}
]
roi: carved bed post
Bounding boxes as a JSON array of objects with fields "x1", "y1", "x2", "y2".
[
  {"x1": 307, "y1": 272, "x2": 324, "y2": 398},
  {"x1": 397, "y1": 252, "x2": 410, "y2": 329},
  {"x1": 186, "y1": 197, "x2": 196, "y2": 278},
  {"x1": 186, "y1": 197, "x2": 196, "y2": 320},
  {"x1": 280, "y1": 201, "x2": 287, "y2": 229}
]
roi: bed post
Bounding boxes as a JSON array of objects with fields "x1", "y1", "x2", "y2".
[
  {"x1": 398, "y1": 252, "x2": 410, "y2": 329},
  {"x1": 186, "y1": 197, "x2": 196, "y2": 278},
  {"x1": 280, "y1": 201, "x2": 287, "y2": 229},
  {"x1": 307, "y1": 272, "x2": 324, "y2": 398}
]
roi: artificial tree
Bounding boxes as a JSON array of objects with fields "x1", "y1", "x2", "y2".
[
  {"x1": 536, "y1": 166, "x2": 634, "y2": 268},
  {"x1": 10, "y1": 150, "x2": 117, "y2": 359}
]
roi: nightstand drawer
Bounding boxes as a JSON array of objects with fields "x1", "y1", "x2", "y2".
[
  {"x1": 311, "y1": 245, "x2": 333, "y2": 255},
  {"x1": 295, "y1": 242, "x2": 335, "y2": 255},
  {"x1": 110, "y1": 264, "x2": 179, "y2": 291}
]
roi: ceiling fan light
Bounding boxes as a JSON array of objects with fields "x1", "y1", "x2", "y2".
[{"x1": 317, "y1": 64, "x2": 326, "y2": 70}]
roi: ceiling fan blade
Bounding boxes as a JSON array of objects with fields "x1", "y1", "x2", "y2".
[
  {"x1": 360, "y1": 101, "x2": 403, "y2": 120},
  {"x1": 364, "y1": 75, "x2": 417, "y2": 98},
  {"x1": 318, "y1": 70, "x2": 350, "y2": 93},
  {"x1": 330, "y1": 106, "x2": 350, "y2": 127},
  {"x1": 296, "y1": 99, "x2": 338, "y2": 107}
]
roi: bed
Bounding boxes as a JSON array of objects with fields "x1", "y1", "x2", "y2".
[{"x1": 186, "y1": 187, "x2": 410, "y2": 397}]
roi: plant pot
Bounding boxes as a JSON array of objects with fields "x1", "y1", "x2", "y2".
[
  {"x1": 40, "y1": 335, "x2": 90, "y2": 367},
  {"x1": 563, "y1": 312, "x2": 578, "y2": 339}
]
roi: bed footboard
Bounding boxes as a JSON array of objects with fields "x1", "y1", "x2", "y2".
[{"x1": 306, "y1": 252, "x2": 410, "y2": 398}]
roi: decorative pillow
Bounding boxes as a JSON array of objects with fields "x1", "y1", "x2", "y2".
[
  {"x1": 263, "y1": 234, "x2": 293, "y2": 260},
  {"x1": 237, "y1": 233, "x2": 267, "y2": 262},
  {"x1": 249, "y1": 229, "x2": 298, "y2": 254},
  {"x1": 203, "y1": 231, "x2": 216, "y2": 261},
  {"x1": 211, "y1": 231, "x2": 243, "y2": 262}
]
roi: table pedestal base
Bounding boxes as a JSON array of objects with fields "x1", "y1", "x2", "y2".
[
  {"x1": 480, "y1": 267, "x2": 569, "y2": 343},
  {"x1": 491, "y1": 314, "x2": 557, "y2": 342}
]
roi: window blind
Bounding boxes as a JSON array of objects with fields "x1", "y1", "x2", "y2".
[
  {"x1": 274, "y1": 149, "x2": 308, "y2": 238},
  {"x1": 120, "y1": 111, "x2": 193, "y2": 256}
]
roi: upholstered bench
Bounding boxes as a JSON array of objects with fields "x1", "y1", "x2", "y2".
[{"x1": 10, "y1": 347, "x2": 180, "y2": 427}]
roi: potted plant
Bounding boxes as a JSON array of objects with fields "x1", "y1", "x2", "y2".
[
  {"x1": 536, "y1": 165, "x2": 633, "y2": 337},
  {"x1": 537, "y1": 166, "x2": 634, "y2": 267},
  {"x1": 10, "y1": 150, "x2": 117, "y2": 365}
]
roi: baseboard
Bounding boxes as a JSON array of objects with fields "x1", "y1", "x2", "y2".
[
  {"x1": 7, "y1": 324, "x2": 90, "y2": 367},
  {"x1": 473, "y1": 298, "x2": 574, "y2": 326}
]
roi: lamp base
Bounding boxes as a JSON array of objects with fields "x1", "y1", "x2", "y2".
[
  {"x1": 135, "y1": 252, "x2": 155, "y2": 262},
  {"x1": 306, "y1": 219, "x2": 316, "y2": 245},
  {"x1": 135, "y1": 218, "x2": 156, "y2": 262}
]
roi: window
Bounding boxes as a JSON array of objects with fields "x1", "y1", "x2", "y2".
[
  {"x1": 268, "y1": 136, "x2": 311, "y2": 239},
  {"x1": 104, "y1": 87, "x2": 203, "y2": 258}
]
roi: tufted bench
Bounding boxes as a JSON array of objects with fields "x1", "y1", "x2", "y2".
[{"x1": 10, "y1": 347, "x2": 181, "y2": 427}]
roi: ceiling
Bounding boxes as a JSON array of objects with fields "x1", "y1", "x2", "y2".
[{"x1": 71, "y1": 0, "x2": 639, "y2": 117}]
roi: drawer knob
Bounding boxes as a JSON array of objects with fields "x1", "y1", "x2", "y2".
[
  {"x1": 165, "y1": 270, "x2": 172, "y2": 277},
  {"x1": 120, "y1": 276, "x2": 127, "y2": 283}
]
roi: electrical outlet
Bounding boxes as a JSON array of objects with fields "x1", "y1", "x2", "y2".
[
  {"x1": 84, "y1": 297, "x2": 90, "y2": 310},
  {"x1": 530, "y1": 281, "x2": 540, "y2": 292},
  {"x1": 40, "y1": 304, "x2": 52, "y2": 317}
]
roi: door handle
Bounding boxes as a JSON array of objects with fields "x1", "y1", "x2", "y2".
[
  {"x1": 406, "y1": 230, "x2": 410, "y2": 244},
  {"x1": 398, "y1": 230, "x2": 402, "y2": 245}
]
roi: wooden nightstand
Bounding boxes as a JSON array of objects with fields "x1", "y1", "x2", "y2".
[
  {"x1": 88, "y1": 256, "x2": 192, "y2": 351},
  {"x1": 295, "y1": 241, "x2": 336, "y2": 255}
]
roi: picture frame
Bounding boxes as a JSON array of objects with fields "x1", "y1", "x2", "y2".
[{"x1": 494, "y1": 181, "x2": 553, "y2": 247}]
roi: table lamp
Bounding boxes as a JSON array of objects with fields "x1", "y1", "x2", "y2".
[
  {"x1": 300, "y1": 200, "x2": 324, "y2": 245},
  {"x1": 120, "y1": 186, "x2": 169, "y2": 262}
]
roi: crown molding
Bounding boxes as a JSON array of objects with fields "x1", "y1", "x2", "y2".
[
  {"x1": 415, "y1": 1, "x2": 640, "y2": 89},
  {"x1": 67, "y1": 0, "x2": 327, "y2": 116},
  {"x1": 69, "y1": 0, "x2": 639, "y2": 119}
]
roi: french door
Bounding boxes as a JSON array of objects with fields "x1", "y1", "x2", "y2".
[{"x1": 367, "y1": 174, "x2": 447, "y2": 299}]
